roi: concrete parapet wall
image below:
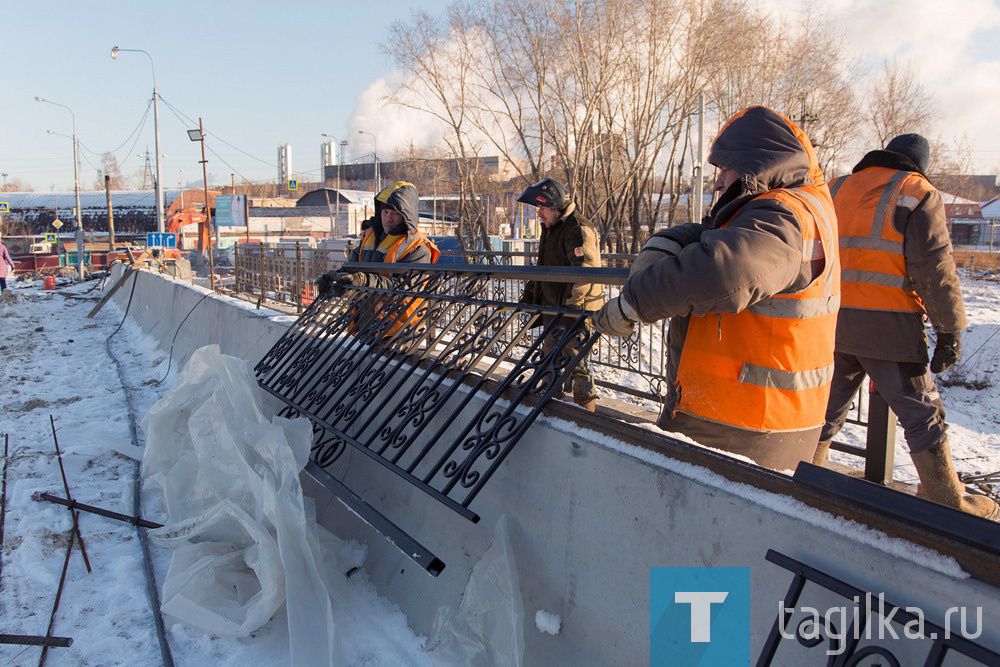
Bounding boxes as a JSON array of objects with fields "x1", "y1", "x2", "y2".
[{"x1": 108, "y1": 267, "x2": 1000, "y2": 665}]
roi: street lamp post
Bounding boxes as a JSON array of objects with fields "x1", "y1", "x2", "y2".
[
  {"x1": 111, "y1": 46, "x2": 164, "y2": 234},
  {"x1": 36, "y1": 97, "x2": 85, "y2": 281},
  {"x1": 358, "y1": 130, "x2": 379, "y2": 194},
  {"x1": 188, "y1": 121, "x2": 215, "y2": 291}
]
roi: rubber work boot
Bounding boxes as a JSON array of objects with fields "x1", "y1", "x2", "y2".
[
  {"x1": 812, "y1": 440, "x2": 832, "y2": 467},
  {"x1": 911, "y1": 439, "x2": 1000, "y2": 520},
  {"x1": 574, "y1": 395, "x2": 597, "y2": 412}
]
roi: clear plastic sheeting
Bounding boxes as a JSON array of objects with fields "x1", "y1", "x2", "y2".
[
  {"x1": 426, "y1": 515, "x2": 525, "y2": 667},
  {"x1": 140, "y1": 344, "x2": 337, "y2": 665}
]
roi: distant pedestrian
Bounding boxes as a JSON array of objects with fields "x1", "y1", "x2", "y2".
[{"x1": 0, "y1": 233, "x2": 15, "y2": 294}]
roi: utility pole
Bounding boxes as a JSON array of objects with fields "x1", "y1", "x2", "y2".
[
  {"x1": 693, "y1": 92, "x2": 705, "y2": 225},
  {"x1": 105, "y1": 175, "x2": 116, "y2": 250},
  {"x1": 190, "y1": 118, "x2": 215, "y2": 290}
]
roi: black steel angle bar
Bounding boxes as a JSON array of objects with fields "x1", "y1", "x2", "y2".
[
  {"x1": 794, "y1": 462, "x2": 1000, "y2": 555},
  {"x1": 305, "y1": 460, "x2": 444, "y2": 576},
  {"x1": 0, "y1": 635, "x2": 72, "y2": 648}
]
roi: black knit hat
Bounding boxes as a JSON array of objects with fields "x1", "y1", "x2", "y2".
[{"x1": 885, "y1": 134, "x2": 930, "y2": 173}]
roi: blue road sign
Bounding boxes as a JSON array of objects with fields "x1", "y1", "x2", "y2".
[
  {"x1": 0, "y1": 202, "x2": 9, "y2": 213},
  {"x1": 147, "y1": 232, "x2": 177, "y2": 248},
  {"x1": 45, "y1": 233, "x2": 57, "y2": 243},
  {"x1": 288, "y1": 179, "x2": 298, "y2": 191}
]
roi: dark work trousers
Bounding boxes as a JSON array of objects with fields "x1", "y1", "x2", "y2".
[
  {"x1": 820, "y1": 352, "x2": 946, "y2": 454},
  {"x1": 539, "y1": 319, "x2": 597, "y2": 402}
]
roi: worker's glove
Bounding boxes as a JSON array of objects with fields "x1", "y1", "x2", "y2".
[
  {"x1": 629, "y1": 236, "x2": 682, "y2": 278},
  {"x1": 591, "y1": 296, "x2": 636, "y2": 338},
  {"x1": 519, "y1": 281, "x2": 539, "y2": 305},
  {"x1": 930, "y1": 331, "x2": 961, "y2": 374},
  {"x1": 316, "y1": 270, "x2": 367, "y2": 297}
]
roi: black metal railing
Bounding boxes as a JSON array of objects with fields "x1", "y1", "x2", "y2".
[
  {"x1": 254, "y1": 264, "x2": 602, "y2": 573},
  {"x1": 238, "y1": 248, "x2": 894, "y2": 480}
]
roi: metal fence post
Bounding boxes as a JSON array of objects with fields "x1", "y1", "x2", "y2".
[
  {"x1": 233, "y1": 243, "x2": 240, "y2": 293},
  {"x1": 295, "y1": 241, "x2": 302, "y2": 313},
  {"x1": 256, "y1": 242, "x2": 265, "y2": 309},
  {"x1": 865, "y1": 381, "x2": 896, "y2": 485}
]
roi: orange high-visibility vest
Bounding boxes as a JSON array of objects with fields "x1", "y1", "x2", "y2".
[
  {"x1": 355, "y1": 229, "x2": 440, "y2": 338},
  {"x1": 674, "y1": 185, "x2": 841, "y2": 432},
  {"x1": 830, "y1": 167, "x2": 930, "y2": 314}
]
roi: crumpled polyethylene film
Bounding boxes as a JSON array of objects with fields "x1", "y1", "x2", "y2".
[{"x1": 140, "y1": 344, "x2": 339, "y2": 665}]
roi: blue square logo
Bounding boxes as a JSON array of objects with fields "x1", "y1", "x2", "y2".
[{"x1": 651, "y1": 567, "x2": 752, "y2": 666}]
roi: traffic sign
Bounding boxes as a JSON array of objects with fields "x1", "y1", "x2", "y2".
[
  {"x1": 0, "y1": 202, "x2": 8, "y2": 212},
  {"x1": 288, "y1": 179, "x2": 298, "y2": 191},
  {"x1": 45, "y1": 233, "x2": 57, "y2": 243},
  {"x1": 147, "y1": 232, "x2": 177, "y2": 248},
  {"x1": 52, "y1": 219, "x2": 64, "y2": 229}
]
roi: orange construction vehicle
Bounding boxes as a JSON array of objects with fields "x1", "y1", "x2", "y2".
[{"x1": 166, "y1": 206, "x2": 211, "y2": 252}]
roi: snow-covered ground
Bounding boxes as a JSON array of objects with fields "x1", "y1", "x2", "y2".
[
  {"x1": 1, "y1": 271, "x2": 998, "y2": 665},
  {"x1": 0, "y1": 280, "x2": 428, "y2": 666}
]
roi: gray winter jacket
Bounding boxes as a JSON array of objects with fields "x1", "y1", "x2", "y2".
[
  {"x1": 621, "y1": 106, "x2": 835, "y2": 469},
  {"x1": 831, "y1": 150, "x2": 966, "y2": 363}
]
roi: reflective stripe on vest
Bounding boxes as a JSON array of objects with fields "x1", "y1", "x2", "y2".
[
  {"x1": 834, "y1": 168, "x2": 925, "y2": 314},
  {"x1": 674, "y1": 183, "x2": 840, "y2": 433}
]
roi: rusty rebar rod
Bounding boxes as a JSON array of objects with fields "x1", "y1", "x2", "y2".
[
  {"x1": 32, "y1": 493, "x2": 163, "y2": 529},
  {"x1": 1, "y1": 433, "x2": 9, "y2": 589},
  {"x1": 39, "y1": 529, "x2": 75, "y2": 667},
  {"x1": 0, "y1": 634, "x2": 72, "y2": 647},
  {"x1": 47, "y1": 416, "x2": 92, "y2": 574}
]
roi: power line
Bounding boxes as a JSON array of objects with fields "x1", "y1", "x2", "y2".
[{"x1": 157, "y1": 95, "x2": 277, "y2": 168}]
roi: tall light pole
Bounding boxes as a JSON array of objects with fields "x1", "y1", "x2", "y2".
[
  {"x1": 111, "y1": 46, "x2": 164, "y2": 234},
  {"x1": 36, "y1": 97, "x2": 85, "y2": 281},
  {"x1": 188, "y1": 121, "x2": 215, "y2": 290},
  {"x1": 358, "y1": 130, "x2": 379, "y2": 194}
]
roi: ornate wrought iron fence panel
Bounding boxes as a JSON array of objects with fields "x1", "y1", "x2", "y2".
[
  {"x1": 757, "y1": 549, "x2": 1000, "y2": 666},
  {"x1": 255, "y1": 267, "x2": 600, "y2": 527}
]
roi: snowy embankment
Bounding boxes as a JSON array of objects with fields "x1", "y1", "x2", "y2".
[{"x1": 0, "y1": 281, "x2": 429, "y2": 666}]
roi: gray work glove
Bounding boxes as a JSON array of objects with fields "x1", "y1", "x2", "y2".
[
  {"x1": 592, "y1": 296, "x2": 636, "y2": 337},
  {"x1": 930, "y1": 331, "x2": 961, "y2": 374},
  {"x1": 316, "y1": 270, "x2": 367, "y2": 297},
  {"x1": 629, "y1": 236, "x2": 683, "y2": 278}
]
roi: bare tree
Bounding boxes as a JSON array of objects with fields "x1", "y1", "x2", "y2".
[
  {"x1": 866, "y1": 59, "x2": 938, "y2": 148},
  {"x1": 383, "y1": 0, "x2": 860, "y2": 250},
  {"x1": 93, "y1": 152, "x2": 129, "y2": 190}
]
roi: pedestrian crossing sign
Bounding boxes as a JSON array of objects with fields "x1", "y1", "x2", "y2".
[
  {"x1": 288, "y1": 179, "x2": 298, "y2": 191},
  {"x1": 45, "y1": 233, "x2": 57, "y2": 243},
  {"x1": 0, "y1": 202, "x2": 8, "y2": 212}
]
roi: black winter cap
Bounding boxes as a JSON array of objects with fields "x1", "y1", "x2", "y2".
[{"x1": 885, "y1": 134, "x2": 930, "y2": 173}]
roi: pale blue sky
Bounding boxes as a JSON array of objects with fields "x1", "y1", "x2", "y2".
[
  {"x1": 4, "y1": 1, "x2": 452, "y2": 191},
  {"x1": 5, "y1": 0, "x2": 1000, "y2": 192}
]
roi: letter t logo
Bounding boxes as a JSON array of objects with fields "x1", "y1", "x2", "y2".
[{"x1": 675, "y1": 591, "x2": 729, "y2": 642}]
